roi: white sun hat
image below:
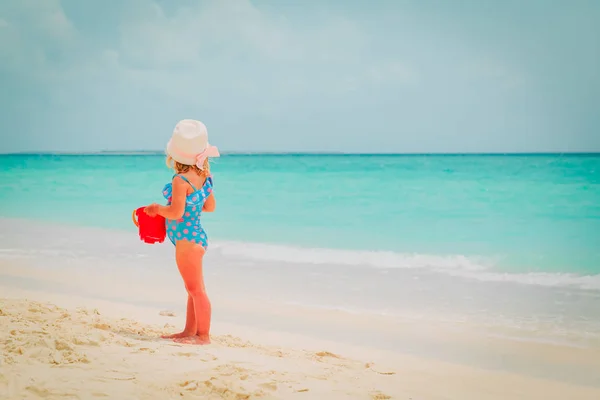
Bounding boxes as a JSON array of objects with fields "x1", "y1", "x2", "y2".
[{"x1": 165, "y1": 119, "x2": 220, "y2": 169}]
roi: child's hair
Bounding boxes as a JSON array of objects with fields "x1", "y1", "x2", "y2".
[{"x1": 166, "y1": 156, "x2": 211, "y2": 178}]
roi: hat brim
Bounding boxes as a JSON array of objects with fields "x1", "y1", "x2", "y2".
[{"x1": 166, "y1": 139, "x2": 196, "y2": 166}]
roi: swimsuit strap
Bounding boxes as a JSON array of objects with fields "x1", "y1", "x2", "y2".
[{"x1": 173, "y1": 174, "x2": 198, "y2": 192}]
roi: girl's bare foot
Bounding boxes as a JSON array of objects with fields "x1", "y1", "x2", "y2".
[
  {"x1": 173, "y1": 334, "x2": 210, "y2": 345},
  {"x1": 161, "y1": 330, "x2": 196, "y2": 339}
]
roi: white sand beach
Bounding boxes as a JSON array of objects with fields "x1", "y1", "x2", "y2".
[
  {"x1": 2, "y1": 263, "x2": 600, "y2": 400},
  {"x1": 1, "y1": 220, "x2": 599, "y2": 399}
]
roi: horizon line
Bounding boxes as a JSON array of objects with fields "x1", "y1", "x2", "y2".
[{"x1": 1, "y1": 150, "x2": 599, "y2": 156}]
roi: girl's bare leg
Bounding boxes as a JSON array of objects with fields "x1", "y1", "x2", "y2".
[
  {"x1": 194, "y1": 286, "x2": 211, "y2": 342},
  {"x1": 161, "y1": 294, "x2": 196, "y2": 339},
  {"x1": 173, "y1": 242, "x2": 212, "y2": 345}
]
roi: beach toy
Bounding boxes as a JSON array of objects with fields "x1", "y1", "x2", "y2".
[{"x1": 132, "y1": 207, "x2": 166, "y2": 244}]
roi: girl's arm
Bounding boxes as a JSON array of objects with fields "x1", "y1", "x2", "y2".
[
  {"x1": 157, "y1": 177, "x2": 188, "y2": 220},
  {"x1": 202, "y1": 192, "x2": 216, "y2": 212}
]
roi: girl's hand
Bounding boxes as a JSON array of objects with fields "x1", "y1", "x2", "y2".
[{"x1": 145, "y1": 203, "x2": 160, "y2": 217}]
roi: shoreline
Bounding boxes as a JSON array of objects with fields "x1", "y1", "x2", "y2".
[
  {"x1": 1, "y1": 218, "x2": 600, "y2": 398},
  {"x1": 1, "y1": 216, "x2": 599, "y2": 291},
  {"x1": 2, "y1": 261, "x2": 600, "y2": 389},
  {"x1": 1, "y1": 217, "x2": 599, "y2": 350}
]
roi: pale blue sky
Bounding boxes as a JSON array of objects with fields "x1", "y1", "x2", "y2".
[{"x1": 1, "y1": 0, "x2": 599, "y2": 153}]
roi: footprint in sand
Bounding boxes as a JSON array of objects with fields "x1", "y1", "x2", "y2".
[
  {"x1": 269, "y1": 349, "x2": 286, "y2": 358},
  {"x1": 372, "y1": 370, "x2": 396, "y2": 376},
  {"x1": 215, "y1": 334, "x2": 252, "y2": 349},
  {"x1": 315, "y1": 351, "x2": 340, "y2": 358},
  {"x1": 159, "y1": 310, "x2": 176, "y2": 317},
  {"x1": 6, "y1": 334, "x2": 90, "y2": 365},
  {"x1": 313, "y1": 351, "x2": 352, "y2": 368},
  {"x1": 175, "y1": 352, "x2": 197, "y2": 358},
  {"x1": 136, "y1": 347, "x2": 156, "y2": 354},
  {"x1": 259, "y1": 381, "x2": 278, "y2": 391},
  {"x1": 93, "y1": 323, "x2": 112, "y2": 331},
  {"x1": 365, "y1": 363, "x2": 396, "y2": 375},
  {"x1": 179, "y1": 379, "x2": 255, "y2": 399},
  {"x1": 370, "y1": 391, "x2": 392, "y2": 400},
  {"x1": 103, "y1": 371, "x2": 136, "y2": 381},
  {"x1": 175, "y1": 351, "x2": 217, "y2": 362}
]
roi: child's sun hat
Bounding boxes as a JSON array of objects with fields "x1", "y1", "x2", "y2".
[{"x1": 166, "y1": 119, "x2": 220, "y2": 169}]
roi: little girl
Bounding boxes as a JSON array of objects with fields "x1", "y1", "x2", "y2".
[{"x1": 145, "y1": 119, "x2": 220, "y2": 345}]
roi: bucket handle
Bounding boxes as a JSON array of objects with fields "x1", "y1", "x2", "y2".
[{"x1": 132, "y1": 209, "x2": 139, "y2": 227}]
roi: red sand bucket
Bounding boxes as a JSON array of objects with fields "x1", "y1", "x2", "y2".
[{"x1": 132, "y1": 207, "x2": 166, "y2": 244}]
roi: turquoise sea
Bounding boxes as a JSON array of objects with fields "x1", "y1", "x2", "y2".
[
  {"x1": 1, "y1": 153, "x2": 599, "y2": 277},
  {"x1": 1, "y1": 153, "x2": 600, "y2": 347}
]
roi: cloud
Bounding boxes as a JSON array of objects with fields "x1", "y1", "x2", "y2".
[
  {"x1": 2, "y1": 0, "x2": 417, "y2": 99},
  {"x1": 112, "y1": 0, "x2": 376, "y2": 94},
  {"x1": 3, "y1": 0, "x2": 597, "y2": 153},
  {"x1": 0, "y1": 0, "x2": 77, "y2": 81}
]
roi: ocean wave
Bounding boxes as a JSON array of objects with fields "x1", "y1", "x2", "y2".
[
  {"x1": 444, "y1": 269, "x2": 600, "y2": 291},
  {"x1": 1, "y1": 217, "x2": 599, "y2": 291},
  {"x1": 213, "y1": 241, "x2": 489, "y2": 270},
  {"x1": 211, "y1": 241, "x2": 600, "y2": 291}
]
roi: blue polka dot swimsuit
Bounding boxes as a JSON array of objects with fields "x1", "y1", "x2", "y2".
[{"x1": 162, "y1": 174, "x2": 213, "y2": 249}]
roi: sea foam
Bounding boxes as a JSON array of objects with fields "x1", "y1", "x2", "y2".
[{"x1": 1, "y1": 218, "x2": 599, "y2": 291}]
